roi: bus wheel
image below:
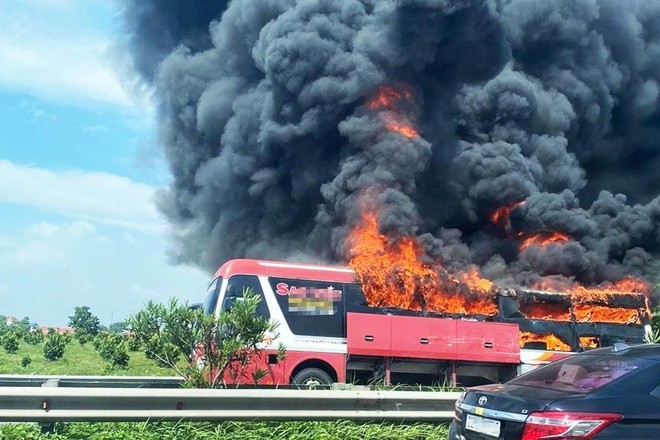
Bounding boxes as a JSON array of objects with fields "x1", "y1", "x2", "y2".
[{"x1": 292, "y1": 368, "x2": 333, "y2": 387}]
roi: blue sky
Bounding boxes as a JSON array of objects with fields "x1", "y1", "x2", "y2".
[{"x1": 0, "y1": 0, "x2": 210, "y2": 326}]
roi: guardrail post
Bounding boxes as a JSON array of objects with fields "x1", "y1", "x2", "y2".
[
  {"x1": 384, "y1": 357, "x2": 392, "y2": 385},
  {"x1": 39, "y1": 378, "x2": 60, "y2": 434}
]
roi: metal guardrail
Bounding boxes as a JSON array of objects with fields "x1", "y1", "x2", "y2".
[
  {"x1": 0, "y1": 387, "x2": 459, "y2": 423},
  {"x1": 0, "y1": 374, "x2": 183, "y2": 388}
]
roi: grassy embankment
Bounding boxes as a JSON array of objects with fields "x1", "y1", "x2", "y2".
[
  {"x1": 0, "y1": 339, "x2": 171, "y2": 376},
  {"x1": 0, "y1": 342, "x2": 449, "y2": 439}
]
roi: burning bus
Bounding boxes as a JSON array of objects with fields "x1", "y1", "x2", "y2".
[
  {"x1": 202, "y1": 258, "x2": 652, "y2": 387},
  {"x1": 200, "y1": 119, "x2": 654, "y2": 387}
]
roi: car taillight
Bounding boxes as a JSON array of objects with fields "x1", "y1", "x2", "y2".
[{"x1": 521, "y1": 411, "x2": 622, "y2": 439}]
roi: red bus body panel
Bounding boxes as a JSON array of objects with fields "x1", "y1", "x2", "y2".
[
  {"x1": 241, "y1": 350, "x2": 346, "y2": 385},
  {"x1": 344, "y1": 313, "x2": 392, "y2": 357},
  {"x1": 347, "y1": 312, "x2": 519, "y2": 363}
]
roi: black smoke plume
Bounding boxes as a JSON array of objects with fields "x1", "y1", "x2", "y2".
[{"x1": 121, "y1": 0, "x2": 660, "y2": 299}]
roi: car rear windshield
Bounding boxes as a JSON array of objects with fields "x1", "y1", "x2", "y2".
[{"x1": 509, "y1": 353, "x2": 653, "y2": 393}]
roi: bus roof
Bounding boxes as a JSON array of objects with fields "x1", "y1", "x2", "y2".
[{"x1": 212, "y1": 259, "x2": 358, "y2": 284}]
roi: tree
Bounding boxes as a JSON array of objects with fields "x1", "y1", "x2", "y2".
[
  {"x1": 108, "y1": 321, "x2": 128, "y2": 334},
  {"x1": 68, "y1": 306, "x2": 100, "y2": 344},
  {"x1": 128, "y1": 289, "x2": 284, "y2": 388},
  {"x1": 16, "y1": 317, "x2": 31, "y2": 331}
]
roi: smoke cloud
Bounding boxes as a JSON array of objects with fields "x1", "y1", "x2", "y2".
[{"x1": 121, "y1": 0, "x2": 660, "y2": 297}]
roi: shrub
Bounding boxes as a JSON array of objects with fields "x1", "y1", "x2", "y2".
[
  {"x1": 21, "y1": 355, "x2": 32, "y2": 368},
  {"x1": 24, "y1": 330, "x2": 44, "y2": 345},
  {"x1": 93, "y1": 333, "x2": 129, "y2": 368},
  {"x1": 2, "y1": 332, "x2": 19, "y2": 354},
  {"x1": 43, "y1": 331, "x2": 70, "y2": 362}
]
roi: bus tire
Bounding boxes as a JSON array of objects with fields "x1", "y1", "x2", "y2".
[{"x1": 292, "y1": 367, "x2": 333, "y2": 387}]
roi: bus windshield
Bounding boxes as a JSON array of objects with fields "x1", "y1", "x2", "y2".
[{"x1": 202, "y1": 277, "x2": 222, "y2": 315}]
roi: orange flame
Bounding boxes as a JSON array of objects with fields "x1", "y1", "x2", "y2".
[
  {"x1": 573, "y1": 277, "x2": 652, "y2": 298},
  {"x1": 579, "y1": 336, "x2": 599, "y2": 349},
  {"x1": 490, "y1": 201, "x2": 525, "y2": 227},
  {"x1": 347, "y1": 208, "x2": 497, "y2": 316},
  {"x1": 532, "y1": 276, "x2": 652, "y2": 299},
  {"x1": 519, "y1": 231, "x2": 570, "y2": 251},
  {"x1": 367, "y1": 85, "x2": 419, "y2": 139},
  {"x1": 529, "y1": 276, "x2": 652, "y2": 324},
  {"x1": 384, "y1": 118, "x2": 418, "y2": 139},
  {"x1": 456, "y1": 266, "x2": 494, "y2": 293},
  {"x1": 519, "y1": 302, "x2": 571, "y2": 321},
  {"x1": 520, "y1": 332, "x2": 571, "y2": 351},
  {"x1": 573, "y1": 305, "x2": 642, "y2": 325},
  {"x1": 367, "y1": 85, "x2": 413, "y2": 110}
]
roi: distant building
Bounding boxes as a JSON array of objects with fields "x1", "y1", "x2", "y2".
[{"x1": 37, "y1": 326, "x2": 75, "y2": 335}]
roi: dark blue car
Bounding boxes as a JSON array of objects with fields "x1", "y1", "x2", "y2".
[{"x1": 448, "y1": 343, "x2": 660, "y2": 439}]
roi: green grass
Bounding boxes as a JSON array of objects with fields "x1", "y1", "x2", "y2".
[
  {"x1": 0, "y1": 421, "x2": 448, "y2": 440},
  {"x1": 0, "y1": 342, "x2": 450, "y2": 439},
  {"x1": 0, "y1": 341, "x2": 173, "y2": 376}
]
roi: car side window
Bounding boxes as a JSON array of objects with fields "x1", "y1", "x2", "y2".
[{"x1": 223, "y1": 275, "x2": 270, "y2": 319}]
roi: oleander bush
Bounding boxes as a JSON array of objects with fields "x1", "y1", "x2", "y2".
[{"x1": 128, "y1": 290, "x2": 283, "y2": 388}]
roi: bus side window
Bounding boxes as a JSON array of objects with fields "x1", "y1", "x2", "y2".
[
  {"x1": 344, "y1": 283, "x2": 368, "y2": 312},
  {"x1": 223, "y1": 275, "x2": 270, "y2": 319},
  {"x1": 269, "y1": 277, "x2": 344, "y2": 337}
]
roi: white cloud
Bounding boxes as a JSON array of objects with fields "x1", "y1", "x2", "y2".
[
  {"x1": 4, "y1": 240, "x2": 68, "y2": 268},
  {"x1": 0, "y1": 0, "x2": 149, "y2": 111},
  {"x1": 0, "y1": 220, "x2": 96, "y2": 268},
  {"x1": 27, "y1": 220, "x2": 96, "y2": 240},
  {"x1": 0, "y1": 160, "x2": 164, "y2": 234},
  {"x1": 0, "y1": 216, "x2": 211, "y2": 326}
]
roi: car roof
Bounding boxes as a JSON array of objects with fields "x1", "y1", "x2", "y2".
[{"x1": 578, "y1": 343, "x2": 660, "y2": 360}]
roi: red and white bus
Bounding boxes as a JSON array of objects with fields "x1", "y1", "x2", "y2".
[{"x1": 201, "y1": 259, "x2": 605, "y2": 387}]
